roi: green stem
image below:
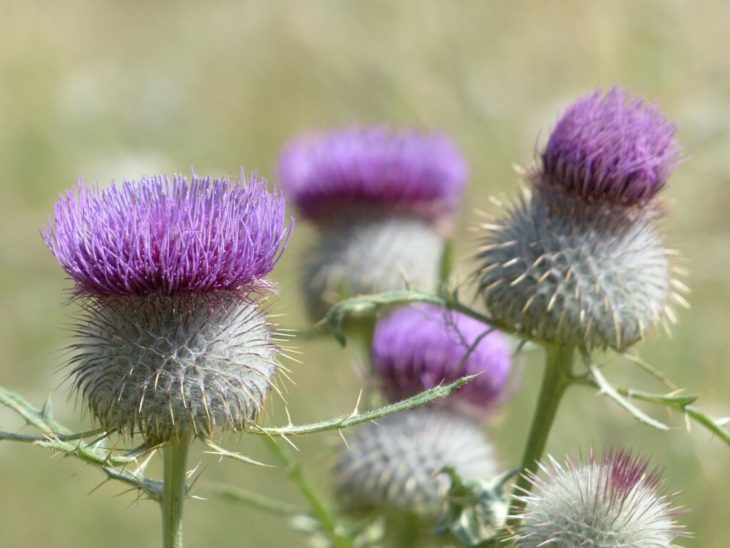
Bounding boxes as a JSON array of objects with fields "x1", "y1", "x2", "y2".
[
  {"x1": 388, "y1": 513, "x2": 422, "y2": 547},
  {"x1": 508, "y1": 345, "x2": 574, "y2": 530},
  {"x1": 264, "y1": 437, "x2": 353, "y2": 548},
  {"x1": 162, "y1": 433, "x2": 192, "y2": 548}
]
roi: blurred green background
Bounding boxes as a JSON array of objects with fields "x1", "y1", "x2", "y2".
[{"x1": 1, "y1": 1, "x2": 728, "y2": 546}]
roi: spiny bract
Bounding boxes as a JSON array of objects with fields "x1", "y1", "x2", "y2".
[
  {"x1": 71, "y1": 293, "x2": 279, "y2": 442},
  {"x1": 303, "y1": 215, "x2": 442, "y2": 320},
  {"x1": 333, "y1": 408, "x2": 498, "y2": 517},
  {"x1": 475, "y1": 186, "x2": 680, "y2": 351}
]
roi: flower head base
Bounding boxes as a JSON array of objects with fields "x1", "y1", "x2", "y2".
[
  {"x1": 474, "y1": 187, "x2": 675, "y2": 351},
  {"x1": 334, "y1": 408, "x2": 497, "y2": 518},
  {"x1": 72, "y1": 293, "x2": 278, "y2": 442},
  {"x1": 44, "y1": 173, "x2": 289, "y2": 442},
  {"x1": 303, "y1": 216, "x2": 442, "y2": 320},
  {"x1": 43, "y1": 173, "x2": 289, "y2": 297},
  {"x1": 279, "y1": 127, "x2": 467, "y2": 222},
  {"x1": 373, "y1": 304, "x2": 513, "y2": 414},
  {"x1": 516, "y1": 448, "x2": 686, "y2": 547},
  {"x1": 541, "y1": 87, "x2": 679, "y2": 205}
]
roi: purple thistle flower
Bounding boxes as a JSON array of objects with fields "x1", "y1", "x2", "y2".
[
  {"x1": 541, "y1": 87, "x2": 679, "y2": 205},
  {"x1": 43, "y1": 172, "x2": 291, "y2": 442},
  {"x1": 278, "y1": 127, "x2": 467, "y2": 222},
  {"x1": 373, "y1": 304, "x2": 513, "y2": 414},
  {"x1": 516, "y1": 448, "x2": 687, "y2": 547},
  {"x1": 43, "y1": 172, "x2": 290, "y2": 297}
]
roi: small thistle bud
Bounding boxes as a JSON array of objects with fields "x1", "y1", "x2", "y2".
[
  {"x1": 516, "y1": 448, "x2": 686, "y2": 547},
  {"x1": 475, "y1": 89, "x2": 683, "y2": 351},
  {"x1": 372, "y1": 304, "x2": 513, "y2": 415},
  {"x1": 541, "y1": 87, "x2": 679, "y2": 205},
  {"x1": 279, "y1": 127, "x2": 467, "y2": 319},
  {"x1": 334, "y1": 408, "x2": 498, "y2": 517},
  {"x1": 43, "y1": 173, "x2": 290, "y2": 442}
]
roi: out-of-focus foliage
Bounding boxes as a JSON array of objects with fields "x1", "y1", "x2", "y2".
[{"x1": 1, "y1": 1, "x2": 728, "y2": 546}]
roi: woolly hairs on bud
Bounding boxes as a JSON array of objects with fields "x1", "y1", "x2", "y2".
[
  {"x1": 516, "y1": 449, "x2": 686, "y2": 547},
  {"x1": 70, "y1": 292, "x2": 279, "y2": 442},
  {"x1": 333, "y1": 408, "x2": 498, "y2": 517},
  {"x1": 475, "y1": 186, "x2": 674, "y2": 351},
  {"x1": 303, "y1": 215, "x2": 443, "y2": 320}
]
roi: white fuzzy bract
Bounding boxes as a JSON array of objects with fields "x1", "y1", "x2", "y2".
[{"x1": 517, "y1": 451, "x2": 685, "y2": 547}]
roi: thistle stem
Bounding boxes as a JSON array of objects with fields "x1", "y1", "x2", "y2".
[
  {"x1": 264, "y1": 437, "x2": 354, "y2": 548},
  {"x1": 508, "y1": 344, "x2": 574, "y2": 530},
  {"x1": 162, "y1": 433, "x2": 192, "y2": 548}
]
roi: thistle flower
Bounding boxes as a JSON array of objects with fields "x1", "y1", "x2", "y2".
[
  {"x1": 43, "y1": 173, "x2": 290, "y2": 442},
  {"x1": 541, "y1": 88, "x2": 679, "y2": 205},
  {"x1": 516, "y1": 448, "x2": 686, "y2": 547},
  {"x1": 279, "y1": 127, "x2": 467, "y2": 222},
  {"x1": 279, "y1": 127, "x2": 467, "y2": 320},
  {"x1": 333, "y1": 408, "x2": 497, "y2": 517},
  {"x1": 372, "y1": 304, "x2": 513, "y2": 415},
  {"x1": 475, "y1": 88, "x2": 685, "y2": 351}
]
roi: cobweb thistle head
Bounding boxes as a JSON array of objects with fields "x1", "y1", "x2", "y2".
[
  {"x1": 516, "y1": 448, "x2": 687, "y2": 547},
  {"x1": 43, "y1": 173, "x2": 290, "y2": 443},
  {"x1": 541, "y1": 87, "x2": 679, "y2": 205},
  {"x1": 333, "y1": 408, "x2": 498, "y2": 518},
  {"x1": 475, "y1": 89, "x2": 685, "y2": 351},
  {"x1": 279, "y1": 127, "x2": 468, "y2": 320},
  {"x1": 372, "y1": 304, "x2": 513, "y2": 416}
]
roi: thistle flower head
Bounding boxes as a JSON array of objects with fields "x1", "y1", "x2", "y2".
[
  {"x1": 372, "y1": 304, "x2": 513, "y2": 414},
  {"x1": 517, "y1": 448, "x2": 686, "y2": 547},
  {"x1": 334, "y1": 408, "x2": 497, "y2": 517},
  {"x1": 43, "y1": 172, "x2": 289, "y2": 297},
  {"x1": 541, "y1": 87, "x2": 679, "y2": 205},
  {"x1": 44, "y1": 173, "x2": 290, "y2": 442},
  {"x1": 278, "y1": 127, "x2": 467, "y2": 222}
]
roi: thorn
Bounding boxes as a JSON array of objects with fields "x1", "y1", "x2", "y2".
[
  {"x1": 337, "y1": 428, "x2": 350, "y2": 450},
  {"x1": 350, "y1": 390, "x2": 363, "y2": 418}
]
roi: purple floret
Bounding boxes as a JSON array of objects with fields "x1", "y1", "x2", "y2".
[
  {"x1": 278, "y1": 127, "x2": 467, "y2": 221},
  {"x1": 43, "y1": 172, "x2": 290, "y2": 297},
  {"x1": 541, "y1": 87, "x2": 679, "y2": 205},
  {"x1": 372, "y1": 304, "x2": 512, "y2": 414}
]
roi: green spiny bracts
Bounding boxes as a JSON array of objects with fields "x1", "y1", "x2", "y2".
[
  {"x1": 474, "y1": 185, "x2": 685, "y2": 351},
  {"x1": 71, "y1": 292, "x2": 280, "y2": 443}
]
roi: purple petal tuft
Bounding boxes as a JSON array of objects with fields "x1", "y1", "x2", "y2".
[
  {"x1": 43, "y1": 172, "x2": 290, "y2": 297},
  {"x1": 372, "y1": 304, "x2": 512, "y2": 413},
  {"x1": 542, "y1": 87, "x2": 679, "y2": 205},
  {"x1": 278, "y1": 127, "x2": 467, "y2": 221}
]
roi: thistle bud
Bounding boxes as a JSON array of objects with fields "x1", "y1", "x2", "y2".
[
  {"x1": 279, "y1": 127, "x2": 467, "y2": 320},
  {"x1": 43, "y1": 173, "x2": 290, "y2": 442},
  {"x1": 334, "y1": 408, "x2": 498, "y2": 518},
  {"x1": 372, "y1": 304, "x2": 513, "y2": 416},
  {"x1": 475, "y1": 88, "x2": 683, "y2": 351},
  {"x1": 516, "y1": 448, "x2": 686, "y2": 547}
]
